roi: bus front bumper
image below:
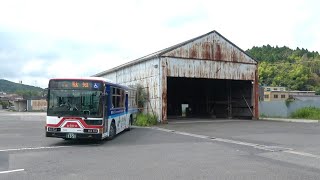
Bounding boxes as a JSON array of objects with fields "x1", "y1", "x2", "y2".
[{"x1": 46, "y1": 132, "x2": 102, "y2": 140}]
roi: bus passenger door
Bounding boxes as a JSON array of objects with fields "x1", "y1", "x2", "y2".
[{"x1": 104, "y1": 93, "x2": 108, "y2": 133}]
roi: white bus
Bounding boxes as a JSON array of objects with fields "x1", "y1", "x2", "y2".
[{"x1": 46, "y1": 77, "x2": 138, "y2": 140}]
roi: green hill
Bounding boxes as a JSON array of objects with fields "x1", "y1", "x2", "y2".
[
  {"x1": 246, "y1": 45, "x2": 320, "y2": 93},
  {"x1": 0, "y1": 79, "x2": 43, "y2": 97},
  {"x1": 246, "y1": 45, "x2": 319, "y2": 62}
]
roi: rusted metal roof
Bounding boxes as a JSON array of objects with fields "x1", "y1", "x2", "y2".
[{"x1": 94, "y1": 30, "x2": 257, "y2": 77}]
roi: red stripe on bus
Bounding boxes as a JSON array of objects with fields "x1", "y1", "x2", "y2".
[{"x1": 46, "y1": 117, "x2": 103, "y2": 128}]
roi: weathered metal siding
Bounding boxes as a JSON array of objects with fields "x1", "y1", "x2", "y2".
[
  {"x1": 162, "y1": 32, "x2": 256, "y2": 64},
  {"x1": 162, "y1": 57, "x2": 256, "y2": 80},
  {"x1": 101, "y1": 58, "x2": 162, "y2": 120}
]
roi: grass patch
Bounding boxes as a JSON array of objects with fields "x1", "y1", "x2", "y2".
[
  {"x1": 260, "y1": 114, "x2": 285, "y2": 118},
  {"x1": 260, "y1": 114, "x2": 267, "y2": 118},
  {"x1": 134, "y1": 113, "x2": 158, "y2": 126},
  {"x1": 291, "y1": 107, "x2": 320, "y2": 120}
]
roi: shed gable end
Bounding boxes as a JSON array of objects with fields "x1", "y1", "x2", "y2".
[{"x1": 162, "y1": 31, "x2": 256, "y2": 64}]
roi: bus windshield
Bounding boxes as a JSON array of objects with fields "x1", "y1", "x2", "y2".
[{"x1": 47, "y1": 89, "x2": 103, "y2": 118}]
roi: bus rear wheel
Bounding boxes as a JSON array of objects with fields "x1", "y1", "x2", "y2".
[{"x1": 128, "y1": 116, "x2": 133, "y2": 131}]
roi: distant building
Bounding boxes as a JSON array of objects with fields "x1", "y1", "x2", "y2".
[
  {"x1": 264, "y1": 91, "x2": 289, "y2": 101},
  {"x1": 264, "y1": 86, "x2": 286, "y2": 92},
  {"x1": 27, "y1": 98, "x2": 47, "y2": 111},
  {"x1": 13, "y1": 98, "x2": 47, "y2": 112},
  {"x1": 1, "y1": 94, "x2": 23, "y2": 101},
  {"x1": 12, "y1": 100, "x2": 27, "y2": 111},
  {"x1": 0, "y1": 93, "x2": 23, "y2": 101},
  {"x1": 263, "y1": 86, "x2": 316, "y2": 101}
]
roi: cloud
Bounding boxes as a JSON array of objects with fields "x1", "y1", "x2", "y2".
[
  {"x1": 0, "y1": 0, "x2": 319, "y2": 88},
  {"x1": 0, "y1": 30, "x2": 125, "y2": 87}
]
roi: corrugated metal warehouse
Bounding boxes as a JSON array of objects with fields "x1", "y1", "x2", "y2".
[{"x1": 94, "y1": 30, "x2": 258, "y2": 123}]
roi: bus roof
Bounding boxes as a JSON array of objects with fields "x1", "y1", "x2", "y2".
[{"x1": 50, "y1": 77, "x2": 113, "y2": 83}]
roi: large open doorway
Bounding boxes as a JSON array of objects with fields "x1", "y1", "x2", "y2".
[{"x1": 167, "y1": 77, "x2": 253, "y2": 120}]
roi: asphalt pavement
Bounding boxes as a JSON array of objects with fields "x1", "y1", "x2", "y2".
[
  {"x1": 161, "y1": 118, "x2": 320, "y2": 156},
  {"x1": 0, "y1": 111, "x2": 320, "y2": 180}
]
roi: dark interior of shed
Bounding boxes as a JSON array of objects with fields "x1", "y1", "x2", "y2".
[{"x1": 167, "y1": 77, "x2": 253, "y2": 119}]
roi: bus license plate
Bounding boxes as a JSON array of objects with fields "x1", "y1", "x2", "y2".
[{"x1": 66, "y1": 133, "x2": 76, "y2": 139}]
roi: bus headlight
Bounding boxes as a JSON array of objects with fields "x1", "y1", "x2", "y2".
[
  {"x1": 84, "y1": 129, "x2": 99, "y2": 133},
  {"x1": 47, "y1": 127, "x2": 61, "y2": 132}
]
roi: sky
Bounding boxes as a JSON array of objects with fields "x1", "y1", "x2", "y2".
[{"x1": 0, "y1": 0, "x2": 319, "y2": 88}]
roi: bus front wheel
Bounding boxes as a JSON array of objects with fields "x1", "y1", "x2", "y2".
[{"x1": 108, "y1": 121, "x2": 116, "y2": 140}]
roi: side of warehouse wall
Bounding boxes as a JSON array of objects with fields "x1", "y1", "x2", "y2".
[{"x1": 101, "y1": 58, "x2": 162, "y2": 120}]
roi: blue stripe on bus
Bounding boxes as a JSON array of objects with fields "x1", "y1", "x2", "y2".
[
  {"x1": 108, "y1": 113, "x2": 126, "y2": 119},
  {"x1": 108, "y1": 109, "x2": 138, "y2": 119}
]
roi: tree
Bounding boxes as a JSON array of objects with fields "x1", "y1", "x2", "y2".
[
  {"x1": 0, "y1": 101, "x2": 9, "y2": 108},
  {"x1": 248, "y1": 45, "x2": 320, "y2": 91},
  {"x1": 136, "y1": 84, "x2": 147, "y2": 110},
  {"x1": 15, "y1": 90, "x2": 40, "y2": 99}
]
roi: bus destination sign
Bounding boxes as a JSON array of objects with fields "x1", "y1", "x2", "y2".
[{"x1": 49, "y1": 80, "x2": 103, "y2": 90}]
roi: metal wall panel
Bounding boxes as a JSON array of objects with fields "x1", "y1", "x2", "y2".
[{"x1": 163, "y1": 57, "x2": 256, "y2": 80}]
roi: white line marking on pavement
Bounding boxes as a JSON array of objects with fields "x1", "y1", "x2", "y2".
[
  {"x1": 174, "y1": 131, "x2": 210, "y2": 139},
  {"x1": 0, "y1": 146, "x2": 70, "y2": 152},
  {"x1": 151, "y1": 127, "x2": 278, "y2": 151},
  {"x1": 0, "y1": 169, "x2": 25, "y2": 174},
  {"x1": 150, "y1": 127, "x2": 320, "y2": 158},
  {"x1": 285, "y1": 150, "x2": 320, "y2": 159},
  {"x1": 7, "y1": 113, "x2": 46, "y2": 116}
]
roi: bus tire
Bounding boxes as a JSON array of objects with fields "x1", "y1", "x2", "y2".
[
  {"x1": 130, "y1": 115, "x2": 133, "y2": 126},
  {"x1": 108, "y1": 121, "x2": 116, "y2": 140}
]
